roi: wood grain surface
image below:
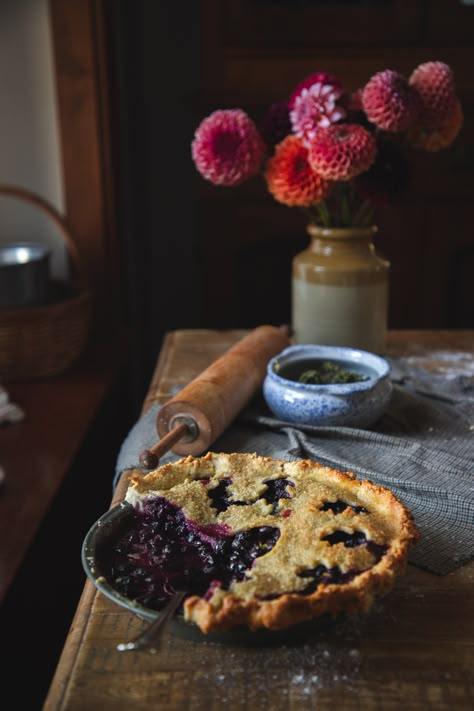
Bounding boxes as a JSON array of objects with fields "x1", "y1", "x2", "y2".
[{"x1": 44, "y1": 330, "x2": 474, "y2": 711}]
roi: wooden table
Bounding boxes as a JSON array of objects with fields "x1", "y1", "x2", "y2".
[{"x1": 44, "y1": 330, "x2": 474, "y2": 711}]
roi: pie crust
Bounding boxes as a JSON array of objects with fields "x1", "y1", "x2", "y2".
[{"x1": 120, "y1": 452, "x2": 419, "y2": 633}]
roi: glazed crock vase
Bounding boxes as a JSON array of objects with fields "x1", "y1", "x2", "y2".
[{"x1": 292, "y1": 224, "x2": 390, "y2": 354}]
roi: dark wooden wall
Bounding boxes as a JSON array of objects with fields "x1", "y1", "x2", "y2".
[
  {"x1": 49, "y1": 0, "x2": 474, "y2": 405},
  {"x1": 191, "y1": 0, "x2": 474, "y2": 333}
]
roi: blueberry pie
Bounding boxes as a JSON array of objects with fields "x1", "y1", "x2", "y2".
[{"x1": 108, "y1": 452, "x2": 419, "y2": 633}]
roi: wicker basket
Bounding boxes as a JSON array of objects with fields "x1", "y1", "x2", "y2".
[{"x1": 0, "y1": 184, "x2": 90, "y2": 381}]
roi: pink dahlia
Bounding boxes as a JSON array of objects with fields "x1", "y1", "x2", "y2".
[
  {"x1": 191, "y1": 109, "x2": 266, "y2": 186},
  {"x1": 289, "y1": 73, "x2": 346, "y2": 144},
  {"x1": 361, "y1": 69, "x2": 422, "y2": 132},
  {"x1": 408, "y1": 60, "x2": 462, "y2": 151},
  {"x1": 264, "y1": 135, "x2": 332, "y2": 207},
  {"x1": 409, "y1": 61, "x2": 456, "y2": 124},
  {"x1": 407, "y1": 97, "x2": 463, "y2": 151},
  {"x1": 308, "y1": 124, "x2": 377, "y2": 181}
]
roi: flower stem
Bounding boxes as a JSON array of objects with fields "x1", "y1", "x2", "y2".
[
  {"x1": 340, "y1": 192, "x2": 352, "y2": 227},
  {"x1": 353, "y1": 199, "x2": 375, "y2": 227},
  {"x1": 315, "y1": 201, "x2": 331, "y2": 227}
]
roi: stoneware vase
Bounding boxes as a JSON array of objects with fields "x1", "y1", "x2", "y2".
[{"x1": 292, "y1": 224, "x2": 390, "y2": 354}]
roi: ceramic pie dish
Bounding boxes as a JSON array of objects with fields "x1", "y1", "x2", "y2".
[{"x1": 82, "y1": 452, "x2": 419, "y2": 638}]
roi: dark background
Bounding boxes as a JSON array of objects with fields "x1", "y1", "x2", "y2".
[{"x1": 106, "y1": 1, "x2": 474, "y2": 409}]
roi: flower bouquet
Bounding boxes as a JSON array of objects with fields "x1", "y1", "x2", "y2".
[{"x1": 191, "y1": 61, "x2": 463, "y2": 228}]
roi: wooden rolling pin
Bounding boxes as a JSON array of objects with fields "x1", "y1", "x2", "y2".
[{"x1": 139, "y1": 325, "x2": 290, "y2": 468}]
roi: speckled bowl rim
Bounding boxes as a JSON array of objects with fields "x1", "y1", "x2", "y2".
[
  {"x1": 267, "y1": 345, "x2": 391, "y2": 393},
  {"x1": 82, "y1": 501, "x2": 336, "y2": 646}
]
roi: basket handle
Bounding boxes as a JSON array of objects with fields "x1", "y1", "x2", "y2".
[{"x1": 0, "y1": 183, "x2": 86, "y2": 288}]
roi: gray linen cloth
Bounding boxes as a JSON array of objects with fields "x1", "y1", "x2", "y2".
[{"x1": 115, "y1": 357, "x2": 474, "y2": 576}]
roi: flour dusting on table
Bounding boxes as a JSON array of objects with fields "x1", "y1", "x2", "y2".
[
  {"x1": 402, "y1": 350, "x2": 474, "y2": 378},
  {"x1": 163, "y1": 604, "x2": 395, "y2": 705}
]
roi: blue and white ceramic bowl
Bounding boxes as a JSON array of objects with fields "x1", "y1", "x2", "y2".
[{"x1": 263, "y1": 344, "x2": 392, "y2": 428}]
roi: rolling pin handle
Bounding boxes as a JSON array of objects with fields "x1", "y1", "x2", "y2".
[
  {"x1": 168, "y1": 414, "x2": 200, "y2": 443},
  {"x1": 138, "y1": 416, "x2": 200, "y2": 470},
  {"x1": 138, "y1": 449, "x2": 160, "y2": 470}
]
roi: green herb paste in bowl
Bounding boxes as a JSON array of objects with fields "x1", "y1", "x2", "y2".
[{"x1": 264, "y1": 345, "x2": 392, "y2": 428}]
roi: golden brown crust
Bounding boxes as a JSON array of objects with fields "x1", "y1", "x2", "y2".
[{"x1": 125, "y1": 452, "x2": 419, "y2": 633}]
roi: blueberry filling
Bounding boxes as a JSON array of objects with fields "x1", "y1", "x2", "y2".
[
  {"x1": 227, "y1": 527, "x2": 280, "y2": 579},
  {"x1": 322, "y1": 530, "x2": 368, "y2": 547},
  {"x1": 367, "y1": 540, "x2": 389, "y2": 559},
  {"x1": 206, "y1": 478, "x2": 249, "y2": 512},
  {"x1": 298, "y1": 564, "x2": 357, "y2": 593},
  {"x1": 321, "y1": 529, "x2": 388, "y2": 561},
  {"x1": 263, "y1": 478, "x2": 295, "y2": 512},
  {"x1": 296, "y1": 534, "x2": 389, "y2": 594},
  {"x1": 103, "y1": 496, "x2": 280, "y2": 610},
  {"x1": 206, "y1": 476, "x2": 295, "y2": 513},
  {"x1": 320, "y1": 500, "x2": 368, "y2": 515}
]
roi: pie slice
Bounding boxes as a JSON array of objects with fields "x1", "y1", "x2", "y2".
[{"x1": 107, "y1": 452, "x2": 419, "y2": 633}]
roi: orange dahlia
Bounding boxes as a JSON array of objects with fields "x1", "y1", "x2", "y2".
[
  {"x1": 407, "y1": 97, "x2": 464, "y2": 151},
  {"x1": 264, "y1": 135, "x2": 332, "y2": 207},
  {"x1": 308, "y1": 124, "x2": 377, "y2": 181},
  {"x1": 361, "y1": 70, "x2": 422, "y2": 132}
]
